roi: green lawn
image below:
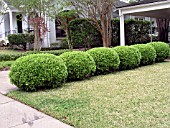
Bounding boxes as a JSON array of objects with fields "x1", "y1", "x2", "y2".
[{"x1": 7, "y1": 62, "x2": 170, "y2": 128}]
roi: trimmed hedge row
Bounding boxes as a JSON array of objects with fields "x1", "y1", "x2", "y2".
[
  {"x1": 9, "y1": 42, "x2": 169, "y2": 91},
  {"x1": 0, "y1": 61, "x2": 14, "y2": 71},
  {"x1": 0, "y1": 49, "x2": 71, "y2": 62}
]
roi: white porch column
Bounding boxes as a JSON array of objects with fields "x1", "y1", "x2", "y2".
[
  {"x1": 1, "y1": 19, "x2": 5, "y2": 38},
  {"x1": 9, "y1": 11, "x2": 13, "y2": 34},
  {"x1": 119, "y1": 10, "x2": 125, "y2": 46}
]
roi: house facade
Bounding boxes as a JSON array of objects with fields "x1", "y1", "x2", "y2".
[
  {"x1": 1, "y1": 0, "x2": 169, "y2": 48},
  {"x1": 0, "y1": 0, "x2": 57, "y2": 48},
  {"x1": 117, "y1": 0, "x2": 170, "y2": 45},
  {"x1": 0, "y1": 0, "x2": 128, "y2": 48}
]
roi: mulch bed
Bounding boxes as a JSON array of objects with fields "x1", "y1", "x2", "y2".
[{"x1": 0, "y1": 67, "x2": 10, "y2": 71}]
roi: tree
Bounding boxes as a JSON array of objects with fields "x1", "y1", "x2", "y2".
[
  {"x1": 156, "y1": 19, "x2": 169, "y2": 43},
  {"x1": 62, "y1": 0, "x2": 117, "y2": 47},
  {"x1": 57, "y1": 10, "x2": 77, "y2": 49},
  {"x1": 0, "y1": 0, "x2": 9, "y2": 24},
  {"x1": 7, "y1": 0, "x2": 58, "y2": 51}
]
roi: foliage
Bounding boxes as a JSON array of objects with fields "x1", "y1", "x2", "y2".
[
  {"x1": 133, "y1": 44, "x2": 157, "y2": 65},
  {"x1": 67, "y1": 18, "x2": 152, "y2": 48},
  {"x1": 57, "y1": 9, "x2": 77, "y2": 49},
  {"x1": 87, "y1": 47, "x2": 120, "y2": 74},
  {"x1": 0, "y1": 53, "x2": 24, "y2": 61},
  {"x1": 112, "y1": 19, "x2": 151, "y2": 46},
  {"x1": 7, "y1": 0, "x2": 58, "y2": 50},
  {"x1": 148, "y1": 42, "x2": 170, "y2": 62},
  {"x1": 59, "y1": 38, "x2": 69, "y2": 49},
  {"x1": 113, "y1": 46, "x2": 141, "y2": 70},
  {"x1": 63, "y1": 0, "x2": 117, "y2": 47},
  {"x1": 0, "y1": 0, "x2": 9, "y2": 25},
  {"x1": 0, "y1": 49, "x2": 71, "y2": 61},
  {"x1": 9, "y1": 54, "x2": 68, "y2": 91},
  {"x1": 68, "y1": 18, "x2": 102, "y2": 48},
  {"x1": 8, "y1": 34, "x2": 34, "y2": 50},
  {"x1": 60, "y1": 51, "x2": 96, "y2": 80},
  {"x1": 0, "y1": 61, "x2": 14, "y2": 70},
  {"x1": 26, "y1": 49, "x2": 72, "y2": 56}
]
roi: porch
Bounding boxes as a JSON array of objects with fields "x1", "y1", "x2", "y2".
[{"x1": 118, "y1": 0, "x2": 170, "y2": 46}]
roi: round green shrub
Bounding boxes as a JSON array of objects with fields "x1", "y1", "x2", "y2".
[
  {"x1": 9, "y1": 54, "x2": 68, "y2": 91},
  {"x1": 148, "y1": 42, "x2": 170, "y2": 62},
  {"x1": 113, "y1": 46, "x2": 141, "y2": 70},
  {"x1": 87, "y1": 47, "x2": 120, "y2": 74},
  {"x1": 133, "y1": 44, "x2": 156, "y2": 65},
  {"x1": 60, "y1": 51, "x2": 96, "y2": 80}
]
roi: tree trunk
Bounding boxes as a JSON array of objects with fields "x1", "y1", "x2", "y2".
[
  {"x1": 156, "y1": 18, "x2": 170, "y2": 43},
  {"x1": 34, "y1": 24, "x2": 39, "y2": 51},
  {"x1": 107, "y1": 7, "x2": 112, "y2": 47},
  {"x1": 101, "y1": 17, "x2": 108, "y2": 47},
  {"x1": 66, "y1": 26, "x2": 73, "y2": 50},
  {"x1": 34, "y1": 25, "x2": 38, "y2": 51}
]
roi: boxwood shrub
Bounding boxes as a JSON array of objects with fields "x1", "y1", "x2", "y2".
[
  {"x1": 113, "y1": 46, "x2": 141, "y2": 70},
  {"x1": 133, "y1": 44, "x2": 156, "y2": 65},
  {"x1": 60, "y1": 51, "x2": 96, "y2": 80},
  {"x1": 9, "y1": 54, "x2": 68, "y2": 91},
  {"x1": 87, "y1": 47, "x2": 120, "y2": 74},
  {"x1": 148, "y1": 42, "x2": 170, "y2": 62}
]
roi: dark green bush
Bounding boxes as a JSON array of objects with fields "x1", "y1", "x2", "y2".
[
  {"x1": 133, "y1": 44, "x2": 156, "y2": 65},
  {"x1": 9, "y1": 54, "x2": 68, "y2": 91},
  {"x1": 148, "y1": 42, "x2": 170, "y2": 62},
  {"x1": 8, "y1": 33, "x2": 34, "y2": 50},
  {"x1": 68, "y1": 18, "x2": 152, "y2": 48},
  {"x1": 112, "y1": 19, "x2": 151, "y2": 46},
  {"x1": 60, "y1": 51, "x2": 96, "y2": 80},
  {"x1": 60, "y1": 38, "x2": 69, "y2": 49},
  {"x1": 87, "y1": 47, "x2": 120, "y2": 74},
  {"x1": 113, "y1": 46, "x2": 141, "y2": 70},
  {"x1": 68, "y1": 18, "x2": 102, "y2": 48}
]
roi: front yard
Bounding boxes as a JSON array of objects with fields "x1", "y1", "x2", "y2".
[{"x1": 7, "y1": 62, "x2": 170, "y2": 128}]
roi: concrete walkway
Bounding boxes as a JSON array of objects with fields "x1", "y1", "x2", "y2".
[
  {"x1": 0, "y1": 71, "x2": 73, "y2": 128},
  {"x1": 0, "y1": 71, "x2": 18, "y2": 94}
]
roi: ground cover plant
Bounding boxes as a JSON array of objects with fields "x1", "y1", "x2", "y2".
[
  {"x1": 0, "y1": 49, "x2": 71, "y2": 61},
  {"x1": 0, "y1": 61, "x2": 14, "y2": 71},
  {"x1": 7, "y1": 62, "x2": 170, "y2": 128}
]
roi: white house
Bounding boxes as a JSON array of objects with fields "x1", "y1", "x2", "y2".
[
  {"x1": 1, "y1": 0, "x2": 169, "y2": 48},
  {"x1": 0, "y1": 0, "x2": 128, "y2": 48},
  {"x1": 0, "y1": 0, "x2": 57, "y2": 48}
]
